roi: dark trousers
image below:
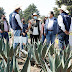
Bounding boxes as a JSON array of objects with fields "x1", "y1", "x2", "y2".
[
  {"x1": 30, "y1": 34, "x2": 33, "y2": 44},
  {"x1": 33, "y1": 35, "x2": 39, "y2": 43},
  {"x1": 58, "y1": 32, "x2": 69, "y2": 49},
  {"x1": 1, "y1": 32, "x2": 9, "y2": 42}
]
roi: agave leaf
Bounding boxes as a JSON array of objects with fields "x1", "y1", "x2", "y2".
[
  {"x1": 38, "y1": 43, "x2": 42, "y2": 54},
  {"x1": 49, "y1": 43, "x2": 54, "y2": 55},
  {"x1": 48, "y1": 53, "x2": 55, "y2": 72},
  {"x1": 0, "y1": 38, "x2": 3, "y2": 53},
  {"x1": 40, "y1": 58, "x2": 47, "y2": 72},
  {"x1": 64, "y1": 44, "x2": 70, "y2": 63},
  {"x1": 10, "y1": 58, "x2": 13, "y2": 72},
  {"x1": 21, "y1": 52, "x2": 31, "y2": 72},
  {"x1": 9, "y1": 46, "x2": 14, "y2": 59},
  {"x1": 61, "y1": 56, "x2": 65, "y2": 68},
  {"x1": 6, "y1": 57, "x2": 10, "y2": 72},
  {"x1": 45, "y1": 61, "x2": 52, "y2": 72},
  {"x1": 56, "y1": 62, "x2": 64, "y2": 72},
  {"x1": 67, "y1": 64, "x2": 72, "y2": 72},
  {"x1": 41, "y1": 43, "x2": 47, "y2": 58},
  {"x1": 1, "y1": 52, "x2": 7, "y2": 63},
  {"x1": 64, "y1": 56, "x2": 72, "y2": 71},
  {"x1": 55, "y1": 54, "x2": 61, "y2": 71},
  {"x1": 34, "y1": 46, "x2": 40, "y2": 64},
  {"x1": 13, "y1": 55, "x2": 19, "y2": 72}
]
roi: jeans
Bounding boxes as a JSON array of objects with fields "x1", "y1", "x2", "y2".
[
  {"x1": 13, "y1": 30, "x2": 21, "y2": 49},
  {"x1": 46, "y1": 31, "x2": 56, "y2": 46},
  {"x1": 58, "y1": 32, "x2": 69, "y2": 49},
  {"x1": 41, "y1": 35, "x2": 46, "y2": 44},
  {"x1": 1, "y1": 32, "x2": 9, "y2": 42},
  {"x1": 21, "y1": 35, "x2": 28, "y2": 49}
]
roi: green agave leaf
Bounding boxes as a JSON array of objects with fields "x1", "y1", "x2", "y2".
[
  {"x1": 10, "y1": 58, "x2": 13, "y2": 72},
  {"x1": 49, "y1": 43, "x2": 54, "y2": 55},
  {"x1": 48, "y1": 53, "x2": 55, "y2": 72},
  {"x1": 38, "y1": 43, "x2": 42, "y2": 54},
  {"x1": 64, "y1": 56, "x2": 72, "y2": 71},
  {"x1": 61, "y1": 56, "x2": 65, "y2": 68},
  {"x1": 55, "y1": 54, "x2": 61, "y2": 71},
  {"x1": 45, "y1": 61, "x2": 52, "y2": 72},
  {"x1": 67, "y1": 64, "x2": 72, "y2": 72},
  {"x1": 40, "y1": 58, "x2": 47, "y2": 72},
  {"x1": 0, "y1": 38, "x2": 2, "y2": 53},
  {"x1": 34, "y1": 46, "x2": 40, "y2": 64},
  {"x1": 56, "y1": 62, "x2": 63, "y2": 72},
  {"x1": 64, "y1": 44, "x2": 70, "y2": 63},
  {"x1": 21, "y1": 52, "x2": 31, "y2": 72},
  {"x1": 41, "y1": 43, "x2": 47, "y2": 58},
  {"x1": 13, "y1": 55, "x2": 19, "y2": 72}
]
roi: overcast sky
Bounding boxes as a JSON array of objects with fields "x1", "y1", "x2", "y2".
[{"x1": 0, "y1": 0, "x2": 57, "y2": 20}]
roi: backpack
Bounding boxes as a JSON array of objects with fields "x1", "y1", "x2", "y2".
[
  {"x1": 61, "y1": 13, "x2": 71, "y2": 31},
  {"x1": 58, "y1": 13, "x2": 71, "y2": 34}
]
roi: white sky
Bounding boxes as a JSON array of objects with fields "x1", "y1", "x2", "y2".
[{"x1": 0, "y1": 0, "x2": 57, "y2": 20}]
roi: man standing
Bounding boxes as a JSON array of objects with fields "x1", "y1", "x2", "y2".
[
  {"x1": 44, "y1": 11, "x2": 58, "y2": 46},
  {"x1": 58, "y1": 5, "x2": 71, "y2": 49},
  {"x1": 11, "y1": 5, "x2": 23, "y2": 49},
  {"x1": 0, "y1": 15, "x2": 9, "y2": 41},
  {"x1": 21, "y1": 20, "x2": 28, "y2": 49},
  {"x1": 28, "y1": 13, "x2": 41, "y2": 44}
]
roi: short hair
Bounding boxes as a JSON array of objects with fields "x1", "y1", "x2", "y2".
[
  {"x1": 23, "y1": 20, "x2": 25, "y2": 23},
  {"x1": 50, "y1": 11, "x2": 54, "y2": 16}
]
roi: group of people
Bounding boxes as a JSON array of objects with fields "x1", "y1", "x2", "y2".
[{"x1": 0, "y1": 5, "x2": 71, "y2": 50}]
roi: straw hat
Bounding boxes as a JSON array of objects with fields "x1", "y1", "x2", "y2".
[
  {"x1": 33, "y1": 13, "x2": 38, "y2": 16},
  {"x1": 14, "y1": 4, "x2": 21, "y2": 10},
  {"x1": 59, "y1": 5, "x2": 69, "y2": 13}
]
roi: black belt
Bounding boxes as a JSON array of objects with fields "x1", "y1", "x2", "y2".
[{"x1": 48, "y1": 30, "x2": 53, "y2": 31}]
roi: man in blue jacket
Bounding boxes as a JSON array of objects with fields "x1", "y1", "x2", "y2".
[{"x1": 44, "y1": 11, "x2": 58, "y2": 46}]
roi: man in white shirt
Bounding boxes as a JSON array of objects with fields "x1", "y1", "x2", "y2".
[
  {"x1": 11, "y1": 5, "x2": 23, "y2": 49},
  {"x1": 58, "y1": 5, "x2": 71, "y2": 50},
  {"x1": 44, "y1": 11, "x2": 58, "y2": 46}
]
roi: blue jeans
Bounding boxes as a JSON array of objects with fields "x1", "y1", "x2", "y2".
[
  {"x1": 46, "y1": 31, "x2": 56, "y2": 46},
  {"x1": 1, "y1": 32, "x2": 9, "y2": 42},
  {"x1": 13, "y1": 30, "x2": 21, "y2": 49},
  {"x1": 41, "y1": 35, "x2": 46, "y2": 44},
  {"x1": 21, "y1": 35, "x2": 28, "y2": 49},
  {"x1": 58, "y1": 32, "x2": 69, "y2": 49}
]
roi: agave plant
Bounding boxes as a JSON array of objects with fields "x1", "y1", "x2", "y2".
[{"x1": 48, "y1": 44, "x2": 72, "y2": 72}]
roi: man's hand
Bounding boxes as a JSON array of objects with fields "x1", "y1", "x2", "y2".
[
  {"x1": 23, "y1": 33, "x2": 25, "y2": 36},
  {"x1": 44, "y1": 33, "x2": 46, "y2": 36},
  {"x1": 25, "y1": 30, "x2": 28, "y2": 33},
  {"x1": 0, "y1": 30, "x2": 3, "y2": 33},
  {"x1": 64, "y1": 30, "x2": 69, "y2": 35}
]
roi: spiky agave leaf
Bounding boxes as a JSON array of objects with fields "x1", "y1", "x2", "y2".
[
  {"x1": 48, "y1": 53, "x2": 55, "y2": 72},
  {"x1": 49, "y1": 43, "x2": 55, "y2": 56},
  {"x1": 55, "y1": 53, "x2": 61, "y2": 71},
  {"x1": 41, "y1": 43, "x2": 47, "y2": 58},
  {"x1": 21, "y1": 51, "x2": 31, "y2": 72},
  {"x1": 64, "y1": 56, "x2": 72, "y2": 72}
]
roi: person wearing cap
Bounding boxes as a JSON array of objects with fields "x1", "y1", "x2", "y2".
[
  {"x1": 11, "y1": 5, "x2": 23, "y2": 49},
  {"x1": 28, "y1": 13, "x2": 41, "y2": 44},
  {"x1": 58, "y1": 5, "x2": 71, "y2": 49},
  {"x1": 44, "y1": 11, "x2": 58, "y2": 46}
]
